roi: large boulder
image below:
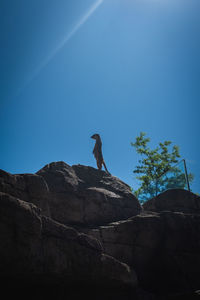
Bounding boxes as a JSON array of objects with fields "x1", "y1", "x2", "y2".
[
  {"x1": 143, "y1": 189, "x2": 200, "y2": 214},
  {"x1": 0, "y1": 192, "x2": 137, "y2": 291},
  {"x1": 0, "y1": 169, "x2": 51, "y2": 216},
  {"x1": 88, "y1": 210, "x2": 200, "y2": 294},
  {"x1": 36, "y1": 161, "x2": 142, "y2": 226},
  {"x1": 0, "y1": 162, "x2": 141, "y2": 226}
]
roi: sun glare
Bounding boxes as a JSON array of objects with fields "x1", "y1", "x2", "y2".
[{"x1": 17, "y1": 0, "x2": 103, "y2": 95}]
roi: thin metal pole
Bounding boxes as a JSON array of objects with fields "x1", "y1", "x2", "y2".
[
  {"x1": 156, "y1": 178, "x2": 158, "y2": 197},
  {"x1": 183, "y1": 159, "x2": 191, "y2": 192}
]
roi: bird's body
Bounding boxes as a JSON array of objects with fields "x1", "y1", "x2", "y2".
[{"x1": 91, "y1": 134, "x2": 110, "y2": 174}]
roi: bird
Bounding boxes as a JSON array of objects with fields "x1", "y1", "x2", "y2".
[{"x1": 91, "y1": 133, "x2": 110, "y2": 174}]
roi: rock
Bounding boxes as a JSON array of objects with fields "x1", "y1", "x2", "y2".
[
  {"x1": 36, "y1": 161, "x2": 142, "y2": 226},
  {"x1": 143, "y1": 189, "x2": 200, "y2": 214},
  {"x1": 0, "y1": 169, "x2": 51, "y2": 217},
  {"x1": 88, "y1": 210, "x2": 200, "y2": 294},
  {"x1": 1, "y1": 162, "x2": 200, "y2": 298},
  {"x1": 0, "y1": 162, "x2": 141, "y2": 226},
  {"x1": 0, "y1": 192, "x2": 137, "y2": 290}
]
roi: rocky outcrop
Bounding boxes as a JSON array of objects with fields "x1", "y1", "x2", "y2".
[
  {"x1": 0, "y1": 168, "x2": 50, "y2": 216},
  {"x1": 0, "y1": 161, "x2": 141, "y2": 226},
  {"x1": 1, "y1": 162, "x2": 200, "y2": 299},
  {"x1": 37, "y1": 162, "x2": 141, "y2": 226},
  {"x1": 88, "y1": 210, "x2": 200, "y2": 294},
  {"x1": 0, "y1": 192, "x2": 137, "y2": 289},
  {"x1": 0, "y1": 162, "x2": 141, "y2": 299},
  {"x1": 143, "y1": 188, "x2": 200, "y2": 214}
]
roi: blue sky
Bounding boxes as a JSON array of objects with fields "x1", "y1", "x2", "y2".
[{"x1": 1, "y1": 0, "x2": 200, "y2": 194}]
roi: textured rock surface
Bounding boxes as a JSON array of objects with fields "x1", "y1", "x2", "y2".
[
  {"x1": 36, "y1": 161, "x2": 142, "y2": 225},
  {"x1": 0, "y1": 162, "x2": 141, "y2": 226},
  {"x1": 143, "y1": 188, "x2": 200, "y2": 213},
  {"x1": 0, "y1": 168, "x2": 51, "y2": 216},
  {"x1": 1, "y1": 162, "x2": 200, "y2": 299},
  {"x1": 0, "y1": 192, "x2": 137, "y2": 289},
  {"x1": 88, "y1": 211, "x2": 200, "y2": 294}
]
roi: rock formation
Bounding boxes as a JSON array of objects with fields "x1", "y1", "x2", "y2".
[
  {"x1": 0, "y1": 193, "x2": 136, "y2": 284},
  {"x1": 0, "y1": 161, "x2": 200, "y2": 299},
  {"x1": 143, "y1": 188, "x2": 200, "y2": 214},
  {"x1": 88, "y1": 210, "x2": 200, "y2": 294},
  {"x1": 0, "y1": 192, "x2": 137, "y2": 299},
  {"x1": 0, "y1": 162, "x2": 140, "y2": 299},
  {"x1": 0, "y1": 162, "x2": 141, "y2": 227}
]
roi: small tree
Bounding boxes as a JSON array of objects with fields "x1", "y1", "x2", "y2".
[{"x1": 131, "y1": 132, "x2": 193, "y2": 203}]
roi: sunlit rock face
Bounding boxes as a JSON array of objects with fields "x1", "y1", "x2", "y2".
[
  {"x1": 0, "y1": 161, "x2": 141, "y2": 227},
  {"x1": 0, "y1": 162, "x2": 142, "y2": 225},
  {"x1": 36, "y1": 161, "x2": 142, "y2": 226}
]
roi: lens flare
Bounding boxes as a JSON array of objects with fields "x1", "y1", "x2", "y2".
[{"x1": 18, "y1": 0, "x2": 103, "y2": 94}]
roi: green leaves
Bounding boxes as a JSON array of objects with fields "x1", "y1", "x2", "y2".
[{"x1": 131, "y1": 132, "x2": 193, "y2": 203}]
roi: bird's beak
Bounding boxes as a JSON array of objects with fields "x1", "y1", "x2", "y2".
[{"x1": 91, "y1": 135, "x2": 94, "y2": 139}]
